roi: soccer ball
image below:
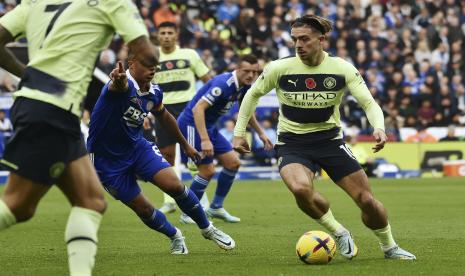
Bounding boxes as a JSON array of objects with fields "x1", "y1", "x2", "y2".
[{"x1": 296, "y1": 230, "x2": 336, "y2": 265}]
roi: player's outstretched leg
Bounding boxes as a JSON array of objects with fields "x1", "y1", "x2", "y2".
[
  {"x1": 317, "y1": 209, "x2": 358, "y2": 259},
  {"x1": 207, "y1": 153, "x2": 241, "y2": 223},
  {"x1": 180, "y1": 164, "x2": 214, "y2": 224},
  {"x1": 187, "y1": 161, "x2": 210, "y2": 210},
  {"x1": 155, "y1": 168, "x2": 235, "y2": 250},
  {"x1": 280, "y1": 164, "x2": 358, "y2": 259},
  {"x1": 336, "y1": 170, "x2": 415, "y2": 260},
  {"x1": 172, "y1": 186, "x2": 235, "y2": 250},
  {"x1": 173, "y1": 185, "x2": 211, "y2": 228},
  {"x1": 124, "y1": 193, "x2": 188, "y2": 254},
  {"x1": 373, "y1": 224, "x2": 416, "y2": 260}
]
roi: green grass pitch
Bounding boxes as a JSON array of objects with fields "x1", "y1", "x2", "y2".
[{"x1": 0, "y1": 178, "x2": 464, "y2": 275}]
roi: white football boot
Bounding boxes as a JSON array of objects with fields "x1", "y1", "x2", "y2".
[
  {"x1": 206, "y1": 207, "x2": 241, "y2": 223},
  {"x1": 170, "y1": 229, "x2": 188, "y2": 254},
  {"x1": 334, "y1": 230, "x2": 358, "y2": 259},
  {"x1": 201, "y1": 225, "x2": 235, "y2": 250},
  {"x1": 384, "y1": 246, "x2": 416, "y2": 260}
]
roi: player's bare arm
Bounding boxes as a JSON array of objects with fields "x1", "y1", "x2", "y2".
[
  {"x1": 192, "y1": 99, "x2": 214, "y2": 157},
  {"x1": 0, "y1": 25, "x2": 25, "y2": 78},
  {"x1": 108, "y1": 61, "x2": 128, "y2": 92},
  {"x1": 152, "y1": 104, "x2": 201, "y2": 163},
  {"x1": 247, "y1": 114, "x2": 273, "y2": 151}
]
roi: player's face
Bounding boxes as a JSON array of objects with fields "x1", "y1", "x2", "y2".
[
  {"x1": 291, "y1": 27, "x2": 324, "y2": 62},
  {"x1": 129, "y1": 58, "x2": 157, "y2": 84},
  {"x1": 236, "y1": 62, "x2": 260, "y2": 86},
  {"x1": 157, "y1": 27, "x2": 177, "y2": 49}
]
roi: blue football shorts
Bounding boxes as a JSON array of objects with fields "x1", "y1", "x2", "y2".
[
  {"x1": 91, "y1": 139, "x2": 171, "y2": 203},
  {"x1": 177, "y1": 119, "x2": 232, "y2": 165}
]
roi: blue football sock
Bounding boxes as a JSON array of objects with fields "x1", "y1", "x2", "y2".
[
  {"x1": 141, "y1": 209, "x2": 177, "y2": 238},
  {"x1": 190, "y1": 175, "x2": 210, "y2": 201},
  {"x1": 174, "y1": 186, "x2": 210, "y2": 229},
  {"x1": 211, "y1": 168, "x2": 237, "y2": 209}
]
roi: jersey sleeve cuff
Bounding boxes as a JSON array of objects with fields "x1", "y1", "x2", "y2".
[
  {"x1": 233, "y1": 129, "x2": 246, "y2": 137},
  {"x1": 201, "y1": 96, "x2": 213, "y2": 105}
]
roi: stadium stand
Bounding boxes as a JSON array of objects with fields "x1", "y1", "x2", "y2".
[{"x1": 1, "y1": 0, "x2": 464, "y2": 171}]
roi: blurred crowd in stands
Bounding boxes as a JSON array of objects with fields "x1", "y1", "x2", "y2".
[{"x1": 1, "y1": 0, "x2": 465, "y2": 147}]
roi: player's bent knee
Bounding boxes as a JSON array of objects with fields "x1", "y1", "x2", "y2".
[
  {"x1": 358, "y1": 192, "x2": 377, "y2": 210},
  {"x1": 200, "y1": 167, "x2": 216, "y2": 180},
  {"x1": 76, "y1": 196, "x2": 107, "y2": 215},
  {"x1": 164, "y1": 180, "x2": 185, "y2": 197},
  {"x1": 136, "y1": 204, "x2": 154, "y2": 219},
  {"x1": 290, "y1": 183, "x2": 312, "y2": 198},
  {"x1": 225, "y1": 159, "x2": 241, "y2": 171}
]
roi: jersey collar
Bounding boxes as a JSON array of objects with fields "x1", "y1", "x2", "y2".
[
  {"x1": 232, "y1": 70, "x2": 240, "y2": 91},
  {"x1": 126, "y1": 69, "x2": 155, "y2": 96}
]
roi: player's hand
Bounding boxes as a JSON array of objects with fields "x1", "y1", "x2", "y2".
[
  {"x1": 143, "y1": 117, "x2": 151, "y2": 130},
  {"x1": 201, "y1": 139, "x2": 214, "y2": 157},
  {"x1": 184, "y1": 145, "x2": 202, "y2": 163},
  {"x1": 233, "y1": 136, "x2": 251, "y2": 154},
  {"x1": 259, "y1": 134, "x2": 274, "y2": 151},
  {"x1": 109, "y1": 61, "x2": 128, "y2": 92},
  {"x1": 372, "y1": 128, "x2": 387, "y2": 153}
]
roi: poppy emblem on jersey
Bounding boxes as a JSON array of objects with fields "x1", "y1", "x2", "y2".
[
  {"x1": 323, "y1": 77, "x2": 336, "y2": 89},
  {"x1": 305, "y1": 78, "x2": 317, "y2": 89},
  {"x1": 166, "y1": 62, "x2": 174, "y2": 70},
  {"x1": 211, "y1": 87, "x2": 222, "y2": 96},
  {"x1": 176, "y1": 60, "x2": 186, "y2": 68}
]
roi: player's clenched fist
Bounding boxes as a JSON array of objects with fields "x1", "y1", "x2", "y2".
[{"x1": 109, "y1": 61, "x2": 128, "y2": 92}]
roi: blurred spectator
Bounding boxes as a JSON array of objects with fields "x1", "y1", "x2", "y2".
[
  {"x1": 219, "y1": 119, "x2": 235, "y2": 143},
  {"x1": 0, "y1": 109, "x2": 12, "y2": 136},
  {"x1": 152, "y1": 0, "x2": 177, "y2": 27},
  {"x1": 417, "y1": 100, "x2": 436, "y2": 126},
  {"x1": 97, "y1": 49, "x2": 116, "y2": 75},
  {"x1": 252, "y1": 119, "x2": 277, "y2": 165},
  {"x1": 2, "y1": 0, "x2": 465, "y2": 143},
  {"x1": 439, "y1": 124, "x2": 461, "y2": 141},
  {"x1": 217, "y1": 0, "x2": 240, "y2": 22}
]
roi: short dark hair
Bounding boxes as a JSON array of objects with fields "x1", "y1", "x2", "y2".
[
  {"x1": 291, "y1": 15, "x2": 333, "y2": 35},
  {"x1": 127, "y1": 43, "x2": 159, "y2": 65},
  {"x1": 157, "y1": 21, "x2": 177, "y2": 30},
  {"x1": 237, "y1": 54, "x2": 258, "y2": 65}
]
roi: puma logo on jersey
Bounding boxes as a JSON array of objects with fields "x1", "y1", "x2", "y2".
[{"x1": 288, "y1": 79, "x2": 298, "y2": 87}]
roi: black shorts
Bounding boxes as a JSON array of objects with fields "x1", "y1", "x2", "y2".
[
  {"x1": 1, "y1": 97, "x2": 87, "y2": 185},
  {"x1": 153, "y1": 101, "x2": 187, "y2": 148},
  {"x1": 276, "y1": 138, "x2": 362, "y2": 182}
]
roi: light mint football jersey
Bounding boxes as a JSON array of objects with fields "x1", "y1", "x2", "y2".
[
  {"x1": 153, "y1": 46, "x2": 209, "y2": 104},
  {"x1": 0, "y1": 0, "x2": 148, "y2": 116},
  {"x1": 234, "y1": 52, "x2": 384, "y2": 143}
]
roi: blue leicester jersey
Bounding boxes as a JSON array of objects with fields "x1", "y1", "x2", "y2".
[
  {"x1": 180, "y1": 71, "x2": 250, "y2": 128},
  {"x1": 87, "y1": 71, "x2": 163, "y2": 156}
]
